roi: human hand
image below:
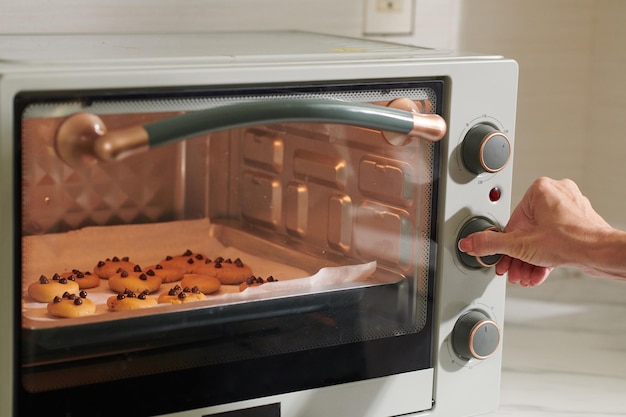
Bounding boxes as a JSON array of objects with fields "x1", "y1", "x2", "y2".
[{"x1": 458, "y1": 177, "x2": 615, "y2": 286}]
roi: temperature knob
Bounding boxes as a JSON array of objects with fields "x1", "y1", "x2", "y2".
[
  {"x1": 456, "y1": 216, "x2": 503, "y2": 268},
  {"x1": 462, "y1": 124, "x2": 511, "y2": 174},
  {"x1": 452, "y1": 310, "x2": 500, "y2": 360}
]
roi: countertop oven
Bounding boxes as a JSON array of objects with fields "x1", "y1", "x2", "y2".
[{"x1": 0, "y1": 31, "x2": 518, "y2": 417}]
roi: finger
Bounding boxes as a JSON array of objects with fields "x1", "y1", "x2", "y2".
[
  {"x1": 458, "y1": 230, "x2": 515, "y2": 258},
  {"x1": 507, "y1": 259, "x2": 525, "y2": 285},
  {"x1": 495, "y1": 255, "x2": 513, "y2": 276},
  {"x1": 518, "y1": 262, "x2": 535, "y2": 287},
  {"x1": 528, "y1": 266, "x2": 552, "y2": 287}
]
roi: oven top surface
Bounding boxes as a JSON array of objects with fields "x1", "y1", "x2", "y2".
[{"x1": 0, "y1": 30, "x2": 500, "y2": 66}]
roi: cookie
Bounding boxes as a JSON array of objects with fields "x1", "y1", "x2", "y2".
[
  {"x1": 238, "y1": 275, "x2": 278, "y2": 292},
  {"x1": 60, "y1": 269, "x2": 100, "y2": 289},
  {"x1": 28, "y1": 274, "x2": 80, "y2": 303},
  {"x1": 180, "y1": 274, "x2": 221, "y2": 295},
  {"x1": 159, "y1": 250, "x2": 209, "y2": 274},
  {"x1": 158, "y1": 285, "x2": 206, "y2": 304},
  {"x1": 94, "y1": 256, "x2": 136, "y2": 279},
  {"x1": 144, "y1": 263, "x2": 184, "y2": 283},
  {"x1": 107, "y1": 290, "x2": 157, "y2": 311},
  {"x1": 108, "y1": 265, "x2": 161, "y2": 294},
  {"x1": 47, "y1": 290, "x2": 96, "y2": 318},
  {"x1": 195, "y1": 257, "x2": 253, "y2": 285}
]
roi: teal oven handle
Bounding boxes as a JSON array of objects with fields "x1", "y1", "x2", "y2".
[{"x1": 55, "y1": 98, "x2": 447, "y2": 168}]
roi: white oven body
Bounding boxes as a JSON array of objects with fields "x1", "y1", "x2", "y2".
[{"x1": 0, "y1": 32, "x2": 517, "y2": 417}]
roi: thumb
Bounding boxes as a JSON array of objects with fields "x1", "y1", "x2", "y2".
[{"x1": 458, "y1": 230, "x2": 516, "y2": 258}]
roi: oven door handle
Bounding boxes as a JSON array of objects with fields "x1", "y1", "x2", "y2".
[{"x1": 55, "y1": 98, "x2": 446, "y2": 168}]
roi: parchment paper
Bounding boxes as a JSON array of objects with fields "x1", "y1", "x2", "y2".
[{"x1": 22, "y1": 219, "x2": 377, "y2": 325}]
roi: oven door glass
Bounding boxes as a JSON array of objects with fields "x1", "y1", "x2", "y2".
[{"x1": 17, "y1": 81, "x2": 442, "y2": 416}]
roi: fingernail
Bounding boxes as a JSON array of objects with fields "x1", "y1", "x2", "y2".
[{"x1": 458, "y1": 237, "x2": 473, "y2": 253}]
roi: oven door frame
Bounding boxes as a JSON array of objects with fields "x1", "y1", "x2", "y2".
[{"x1": 12, "y1": 76, "x2": 443, "y2": 417}]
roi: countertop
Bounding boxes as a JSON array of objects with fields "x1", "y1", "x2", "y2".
[{"x1": 492, "y1": 268, "x2": 626, "y2": 416}]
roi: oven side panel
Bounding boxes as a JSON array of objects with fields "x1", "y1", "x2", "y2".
[{"x1": 432, "y1": 58, "x2": 518, "y2": 416}]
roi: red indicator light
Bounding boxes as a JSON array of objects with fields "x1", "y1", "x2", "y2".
[{"x1": 489, "y1": 187, "x2": 501, "y2": 202}]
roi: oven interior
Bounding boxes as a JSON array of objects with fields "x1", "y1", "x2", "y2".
[{"x1": 16, "y1": 82, "x2": 441, "y2": 413}]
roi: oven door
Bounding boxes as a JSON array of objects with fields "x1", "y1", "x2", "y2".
[{"x1": 16, "y1": 81, "x2": 442, "y2": 417}]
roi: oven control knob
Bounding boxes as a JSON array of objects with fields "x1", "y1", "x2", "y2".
[
  {"x1": 452, "y1": 310, "x2": 501, "y2": 360},
  {"x1": 456, "y1": 216, "x2": 503, "y2": 268},
  {"x1": 462, "y1": 124, "x2": 511, "y2": 174}
]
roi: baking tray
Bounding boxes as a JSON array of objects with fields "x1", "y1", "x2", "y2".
[{"x1": 21, "y1": 219, "x2": 403, "y2": 364}]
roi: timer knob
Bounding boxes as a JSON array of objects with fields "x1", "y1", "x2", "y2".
[
  {"x1": 452, "y1": 310, "x2": 501, "y2": 360},
  {"x1": 462, "y1": 124, "x2": 511, "y2": 174},
  {"x1": 456, "y1": 216, "x2": 503, "y2": 268}
]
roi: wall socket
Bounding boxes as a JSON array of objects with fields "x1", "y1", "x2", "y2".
[{"x1": 363, "y1": 0, "x2": 414, "y2": 35}]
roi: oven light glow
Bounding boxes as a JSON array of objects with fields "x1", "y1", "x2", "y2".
[{"x1": 489, "y1": 187, "x2": 501, "y2": 202}]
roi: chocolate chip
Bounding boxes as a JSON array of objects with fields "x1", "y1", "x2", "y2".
[
  {"x1": 156, "y1": 264, "x2": 163, "y2": 270},
  {"x1": 73, "y1": 298, "x2": 83, "y2": 306},
  {"x1": 215, "y1": 257, "x2": 224, "y2": 263},
  {"x1": 267, "y1": 276, "x2": 276, "y2": 282},
  {"x1": 183, "y1": 287, "x2": 191, "y2": 292},
  {"x1": 225, "y1": 258, "x2": 233, "y2": 264},
  {"x1": 120, "y1": 270, "x2": 129, "y2": 278},
  {"x1": 183, "y1": 249, "x2": 193, "y2": 256},
  {"x1": 214, "y1": 262, "x2": 222, "y2": 269},
  {"x1": 187, "y1": 258, "x2": 194, "y2": 265},
  {"x1": 38, "y1": 275, "x2": 49, "y2": 284},
  {"x1": 53, "y1": 296, "x2": 62, "y2": 303},
  {"x1": 191, "y1": 286, "x2": 201, "y2": 294},
  {"x1": 133, "y1": 265, "x2": 142, "y2": 273},
  {"x1": 122, "y1": 257, "x2": 130, "y2": 262},
  {"x1": 97, "y1": 261, "x2": 105, "y2": 267},
  {"x1": 168, "y1": 288, "x2": 178, "y2": 296},
  {"x1": 59, "y1": 278, "x2": 68, "y2": 284},
  {"x1": 146, "y1": 269, "x2": 155, "y2": 276},
  {"x1": 166, "y1": 256, "x2": 173, "y2": 261},
  {"x1": 112, "y1": 256, "x2": 120, "y2": 262},
  {"x1": 195, "y1": 254, "x2": 203, "y2": 260},
  {"x1": 139, "y1": 274, "x2": 147, "y2": 281},
  {"x1": 52, "y1": 273, "x2": 60, "y2": 281},
  {"x1": 79, "y1": 290, "x2": 88, "y2": 298},
  {"x1": 117, "y1": 293, "x2": 126, "y2": 300},
  {"x1": 234, "y1": 258, "x2": 244, "y2": 268},
  {"x1": 177, "y1": 292, "x2": 187, "y2": 299},
  {"x1": 138, "y1": 293, "x2": 147, "y2": 300}
]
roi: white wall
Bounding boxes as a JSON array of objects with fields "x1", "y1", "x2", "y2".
[
  {"x1": 0, "y1": 0, "x2": 459, "y2": 48},
  {"x1": 456, "y1": 0, "x2": 594, "y2": 204},
  {"x1": 2, "y1": 0, "x2": 625, "y2": 227},
  {"x1": 456, "y1": 0, "x2": 626, "y2": 229},
  {"x1": 586, "y1": 1, "x2": 626, "y2": 229}
]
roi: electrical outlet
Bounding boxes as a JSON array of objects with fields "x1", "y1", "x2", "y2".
[{"x1": 363, "y1": 0, "x2": 414, "y2": 35}]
